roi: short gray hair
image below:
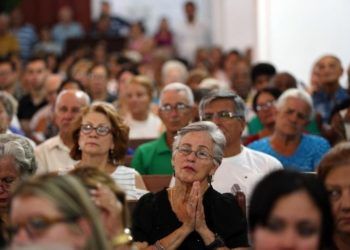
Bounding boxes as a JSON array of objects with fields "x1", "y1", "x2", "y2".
[
  {"x1": 0, "y1": 91, "x2": 17, "y2": 119},
  {"x1": 161, "y1": 60, "x2": 188, "y2": 84},
  {"x1": 276, "y1": 88, "x2": 314, "y2": 120},
  {"x1": 198, "y1": 89, "x2": 246, "y2": 121},
  {"x1": 172, "y1": 121, "x2": 226, "y2": 166},
  {"x1": 55, "y1": 89, "x2": 91, "y2": 108},
  {"x1": 159, "y1": 82, "x2": 194, "y2": 106},
  {"x1": 0, "y1": 134, "x2": 37, "y2": 176}
]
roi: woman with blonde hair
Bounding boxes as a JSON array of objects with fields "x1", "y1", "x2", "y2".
[
  {"x1": 70, "y1": 102, "x2": 147, "y2": 200},
  {"x1": 71, "y1": 166, "x2": 137, "y2": 249},
  {"x1": 8, "y1": 174, "x2": 110, "y2": 249},
  {"x1": 124, "y1": 75, "x2": 163, "y2": 139}
]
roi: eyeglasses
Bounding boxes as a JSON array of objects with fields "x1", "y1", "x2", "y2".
[
  {"x1": 201, "y1": 111, "x2": 242, "y2": 121},
  {"x1": 176, "y1": 146, "x2": 213, "y2": 160},
  {"x1": 7, "y1": 215, "x2": 78, "y2": 239},
  {"x1": 256, "y1": 100, "x2": 275, "y2": 111},
  {"x1": 159, "y1": 103, "x2": 190, "y2": 113},
  {"x1": 0, "y1": 176, "x2": 17, "y2": 189},
  {"x1": 81, "y1": 124, "x2": 112, "y2": 136}
]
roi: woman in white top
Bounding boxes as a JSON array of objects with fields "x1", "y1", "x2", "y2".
[
  {"x1": 69, "y1": 102, "x2": 147, "y2": 200},
  {"x1": 124, "y1": 75, "x2": 163, "y2": 139}
]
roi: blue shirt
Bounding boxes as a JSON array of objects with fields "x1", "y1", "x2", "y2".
[
  {"x1": 248, "y1": 134, "x2": 330, "y2": 172},
  {"x1": 312, "y1": 86, "x2": 349, "y2": 123}
]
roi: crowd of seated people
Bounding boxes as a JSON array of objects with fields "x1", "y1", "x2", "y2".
[{"x1": 0, "y1": 0, "x2": 350, "y2": 249}]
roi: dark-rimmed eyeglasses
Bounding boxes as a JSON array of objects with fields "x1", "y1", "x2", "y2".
[
  {"x1": 256, "y1": 100, "x2": 275, "y2": 111},
  {"x1": 176, "y1": 146, "x2": 213, "y2": 160},
  {"x1": 200, "y1": 111, "x2": 242, "y2": 121},
  {"x1": 81, "y1": 124, "x2": 111, "y2": 136},
  {"x1": 159, "y1": 103, "x2": 190, "y2": 113},
  {"x1": 7, "y1": 215, "x2": 78, "y2": 239}
]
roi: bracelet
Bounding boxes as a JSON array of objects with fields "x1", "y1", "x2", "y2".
[
  {"x1": 206, "y1": 234, "x2": 225, "y2": 250},
  {"x1": 154, "y1": 240, "x2": 165, "y2": 250},
  {"x1": 111, "y1": 228, "x2": 133, "y2": 246}
]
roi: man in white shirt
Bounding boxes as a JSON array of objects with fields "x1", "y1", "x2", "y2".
[
  {"x1": 199, "y1": 90, "x2": 282, "y2": 203},
  {"x1": 175, "y1": 1, "x2": 209, "y2": 64},
  {"x1": 35, "y1": 90, "x2": 90, "y2": 174}
]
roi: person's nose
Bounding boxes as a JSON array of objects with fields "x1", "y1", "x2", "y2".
[
  {"x1": 169, "y1": 108, "x2": 179, "y2": 117},
  {"x1": 12, "y1": 227, "x2": 31, "y2": 246},
  {"x1": 211, "y1": 115, "x2": 222, "y2": 126},
  {"x1": 0, "y1": 183, "x2": 6, "y2": 193},
  {"x1": 340, "y1": 189, "x2": 350, "y2": 211},
  {"x1": 185, "y1": 151, "x2": 196, "y2": 161},
  {"x1": 279, "y1": 229, "x2": 297, "y2": 249}
]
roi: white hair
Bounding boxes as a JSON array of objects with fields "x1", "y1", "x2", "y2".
[
  {"x1": 276, "y1": 88, "x2": 314, "y2": 120},
  {"x1": 161, "y1": 60, "x2": 188, "y2": 84},
  {"x1": 159, "y1": 82, "x2": 194, "y2": 106}
]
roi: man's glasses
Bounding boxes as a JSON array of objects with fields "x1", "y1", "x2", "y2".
[
  {"x1": 7, "y1": 215, "x2": 78, "y2": 239},
  {"x1": 176, "y1": 146, "x2": 213, "y2": 160},
  {"x1": 81, "y1": 124, "x2": 111, "y2": 136},
  {"x1": 256, "y1": 100, "x2": 275, "y2": 111},
  {"x1": 159, "y1": 103, "x2": 190, "y2": 113},
  {"x1": 201, "y1": 111, "x2": 242, "y2": 121}
]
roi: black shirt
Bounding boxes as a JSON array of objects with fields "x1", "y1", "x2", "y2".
[
  {"x1": 132, "y1": 186, "x2": 249, "y2": 250},
  {"x1": 18, "y1": 94, "x2": 47, "y2": 120}
]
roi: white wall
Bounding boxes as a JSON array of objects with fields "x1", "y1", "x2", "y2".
[
  {"x1": 91, "y1": 0, "x2": 350, "y2": 86},
  {"x1": 210, "y1": 0, "x2": 256, "y2": 52},
  {"x1": 257, "y1": 0, "x2": 350, "y2": 86}
]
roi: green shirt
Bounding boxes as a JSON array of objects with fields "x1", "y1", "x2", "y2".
[
  {"x1": 131, "y1": 133, "x2": 173, "y2": 175},
  {"x1": 247, "y1": 115, "x2": 320, "y2": 135}
]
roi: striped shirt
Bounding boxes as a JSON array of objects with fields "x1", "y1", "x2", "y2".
[{"x1": 110, "y1": 166, "x2": 148, "y2": 200}]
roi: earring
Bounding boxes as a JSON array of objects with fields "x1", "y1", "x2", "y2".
[{"x1": 207, "y1": 175, "x2": 213, "y2": 184}]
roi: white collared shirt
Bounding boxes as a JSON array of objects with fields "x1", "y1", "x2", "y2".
[{"x1": 35, "y1": 135, "x2": 77, "y2": 174}]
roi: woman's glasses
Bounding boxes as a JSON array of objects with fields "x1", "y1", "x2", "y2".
[
  {"x1": 7, "y1": 215, "x2": 78, "y2": 239},
  {"x1": 81, "y1": 124, "x2": 111, "y2": 136},
  {"x1": 176, "y1": 145, "x2": 213, "y2": 160}
]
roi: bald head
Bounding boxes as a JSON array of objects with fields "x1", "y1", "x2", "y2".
[
  {"x1": 55, "y1": 90, "x2": 90, "y2": 133},
  {"x1": 316, "y1": 55, "x2": 343, "y2": 86},
  {"x1": 45, "y1": 74, "x2": 62, "y2": 105}
]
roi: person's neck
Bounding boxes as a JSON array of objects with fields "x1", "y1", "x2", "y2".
[
  {"x1": 59, "y1": 132, "x2": 71, "y2": 147},
  {"x1": 321, "y1": 81, "x2": 340, "y2": 95},
  {"x1": 79, "y1": 153, "x2": 115, "y2": 173},
  {"x1": 30, "y1": 87, "x2": 45, "y2": 105},
  {"x1": 334, "y1": 232, "x2": 350, "y2": 250},
  {"x1": 132, "y1": 111, "x2": 148, "y2": 121},
  {"x1": 92, "y1": 91, "x2": 107, "y2": 102},
  {"x1": 223, "y1": 141, "x2": 242, "y2": 158},
  {"x1": 187, "y1": 16, "x2": 195, "y2": 24},
  {"x1": 2, "y1": 84, "x2": 15, "y2": 96},
  {"x1": 270, "y1": 131, "x2": 301, "y2": 155},
  {"x1": 165, "y1": 130, "x2": 176, "y2": 148},
  {"x1": 259, "y1": 123, "x2": 275, "y2": 137}
]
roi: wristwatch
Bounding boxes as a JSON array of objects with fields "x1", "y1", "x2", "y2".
[{"x1": 206, "y1": 234, "x2": 225, "y2": 250}]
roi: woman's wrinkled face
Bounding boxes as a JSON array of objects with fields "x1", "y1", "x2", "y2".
[
  {"x1": 0, "y1": 156, "x2": 20, "y2": 213},
  {"x1": 10, "y1": 196, "x2": 86, "y2": 249},
  {"x1": 325, "y1": 165, "x2": 350, "y2": 235},
  {"x1": 252, "y1": 191, "x2": 321, "y2": 250},
  {"x1": 79, "y1": 111, "x2": 114, "y2": 158},
  {"x1": 172, "y1": 131, "x2": 217, "y2": 184},
  {"x1": 125, "y1": 83, "x2": 151, "y2": 117}
]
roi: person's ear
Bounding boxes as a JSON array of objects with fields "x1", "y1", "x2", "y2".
[
  {"x1": 74, "y1": 218, "x2": 92, "y2": 247},
  {"x1": 209, "y1": 162, "x2": 219, "y2": 176}
]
